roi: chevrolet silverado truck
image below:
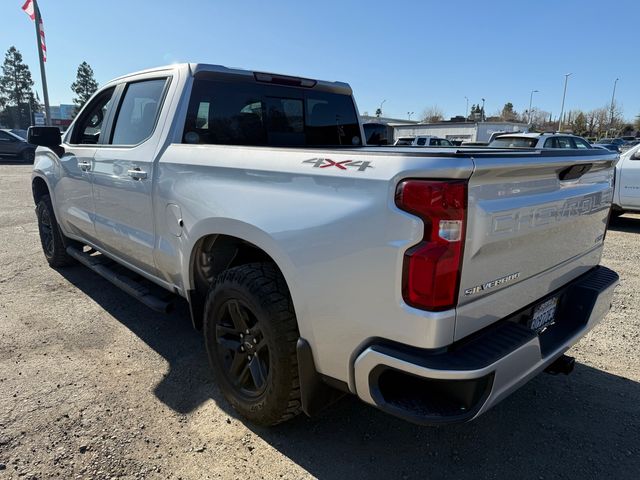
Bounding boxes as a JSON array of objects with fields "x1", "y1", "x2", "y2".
[{"x1": 29, "y1": 63, "x2": 619, "y2": 426}]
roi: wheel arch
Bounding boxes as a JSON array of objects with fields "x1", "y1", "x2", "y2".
[
  {"x1": 184, "y1": 223, "x2": 301, "y2": 331},
  {"x1": 32, "y1": 174, "x2": 51, "y2": 205}
]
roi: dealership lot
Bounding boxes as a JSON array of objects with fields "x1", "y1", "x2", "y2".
[{"x1": 0, "y1": 163, "x2": 639, "y2": 480}]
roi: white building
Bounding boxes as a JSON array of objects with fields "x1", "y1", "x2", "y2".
[{"x1": 392, "y1": 121, "x2": 529, "y2": 143}]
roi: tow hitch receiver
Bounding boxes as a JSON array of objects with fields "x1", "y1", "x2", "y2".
[{"x1": 544, "y1": 354, "x2": 575, "y2": 375}]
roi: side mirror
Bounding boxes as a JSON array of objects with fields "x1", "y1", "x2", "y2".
[{"x1": 28, "y1": 126, "x2": 61, "y2": 149}]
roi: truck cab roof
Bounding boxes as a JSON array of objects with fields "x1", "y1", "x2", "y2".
[{"x1": 105, "y1": 63, "x2": 353, "y2": 96}]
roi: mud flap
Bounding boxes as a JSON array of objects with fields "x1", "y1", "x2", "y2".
[{"x1": 296, "y1": 338, "x2": 346, "y2": 416}]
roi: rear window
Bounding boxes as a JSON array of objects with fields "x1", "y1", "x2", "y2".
[
  {"x1": 430, "y1": 138, "x2": 453, "y2": 146},
  {"x1": 544, "y1": 137, "x2": 578, "y2": 149},
  {"x1": 183, "y1": 79, "x2": 361, "y2": 147},
  {"x1": 489, "y1": 137, "x2": 538, "y2": 148},
  {"x1": 363, "y1": 123, "x2": 389, "y2": 145},
  {"x1": 395, "y1": 138, "x2": 414, "y2": 145}
]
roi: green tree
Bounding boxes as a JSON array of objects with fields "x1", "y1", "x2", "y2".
[
  {"x1": 620, "y1": 124, "x2": 634, "y2": 136},
  {"x1": 71, "y1": 61, "x2": 98, "y2": 111},
  {"x1": 500, "y1": 102, "x2": 517, "y2": 121},
  {"x1": 571, "y1": 111, "x2": 587, "y2": 136},
  {"x1": 0, "y1": 46, "x2": 36, "y2": 128},
  {"x1": 634, "y1": 114, "x2": 640, "y2": 132}
]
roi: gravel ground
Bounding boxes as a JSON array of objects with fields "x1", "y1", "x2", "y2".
[{"x1": 1, "y1": 163, "x2": 639, "y2": 480}]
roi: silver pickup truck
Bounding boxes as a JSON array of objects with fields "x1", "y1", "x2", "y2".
[{"x1": 29, "y1": 63, "x2": 619, "y2": 426}]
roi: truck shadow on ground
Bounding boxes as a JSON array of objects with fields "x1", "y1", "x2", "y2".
[
  {"x1": 609, "y1": 214, "x2": 640, "y2": 234},
  {"x1": 58, "y1": 266, "x2": 640, "y2": 480}
]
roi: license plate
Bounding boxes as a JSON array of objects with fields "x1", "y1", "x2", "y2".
[{"x1": 530, "y1": 296, "x2": 558, "y2": 333}]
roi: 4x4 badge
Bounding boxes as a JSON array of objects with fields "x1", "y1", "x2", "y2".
[{"x1": 303, "y1": 158, "x2": 373, "y2": 172}]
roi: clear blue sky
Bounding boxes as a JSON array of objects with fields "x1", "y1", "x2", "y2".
[{"x1": 1, "y1": 0, "x2": 639, "y2": 121}]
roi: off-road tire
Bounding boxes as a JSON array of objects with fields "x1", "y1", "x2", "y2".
[
  {"x1": 203, "y1": 262, "x2": 301, "y2": 426},
  {"x1": 35, "y1": 194, "x2": 75, "y2": 267}
]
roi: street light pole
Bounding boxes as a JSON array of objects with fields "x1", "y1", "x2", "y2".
[
  {"x1": 407, "y1": 111, "x2": 414, "y2": 121},
  {"x1": 528, "y1": 89, "x2": 539, "y2": 125},
  {"x1": 377, "y1": 99, "x2": 386, "y2": 117},
  {"x1": 558, "y1": 73, "x2": 572, "y2": 132},
  {"x1": 464, "y1": 96, "x2": 469, "y2": 122},
  {"x1": 609, "y1": 78, "x2": 619, "y2": 131}
]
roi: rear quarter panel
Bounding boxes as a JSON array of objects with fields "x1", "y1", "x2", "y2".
[{"x1": 154, "y1": 145, "x2": 474, "y2": 385}]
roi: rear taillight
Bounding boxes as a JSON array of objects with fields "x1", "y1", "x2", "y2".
[{"x1": 395, "y1": 180, "x2": 467, "y2": 311}]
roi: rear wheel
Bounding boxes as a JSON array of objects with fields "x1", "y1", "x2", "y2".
[
  {"x1": 203, "y1": 263, "x2": 301, "y2": 426},
  {"x1": 36, "y1": 194, "x2": 75, "y2": 267}
]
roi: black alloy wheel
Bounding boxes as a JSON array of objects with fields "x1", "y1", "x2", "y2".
[
  {"x1": 215, "y1": 298, "x2": 270, "y2": 397},
  {"x1": 203, "y1": 263, "x2": 301, "y2": 426},
  {"x1": 35, "y1": 194, "x2": 76, "y2": 267},
  {"x1": 37, "y1": 201, "x2": 55, "y2": 257}
]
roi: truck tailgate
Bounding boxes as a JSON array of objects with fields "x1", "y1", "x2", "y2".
[{"x1": 455, "y1": 150, "x2": 617, "y2": 340}]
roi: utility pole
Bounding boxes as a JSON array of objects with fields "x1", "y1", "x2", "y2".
[
  {"x1": 528, "y1": 90, "x2": 539, "y2": 125},
  {"x1": 481, "y1": 98, "x2": 485, "y2": 122},
  {"x1": 609, "y1": 78, "x2": 619, "y2": 132},
  {"x1": 33, "y1": 0, "x2": 51, "y2": 125},
  {"x1": 558, "y1": 73, "x2": 572, "y2": 132}
]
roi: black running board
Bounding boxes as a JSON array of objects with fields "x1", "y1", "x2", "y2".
[{"x1": 66, "y1": 246, "x2": 174, "y2": 313}]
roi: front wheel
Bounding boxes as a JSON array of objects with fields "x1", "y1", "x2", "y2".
[
  {"x1": 36, "y1": 194, "x2": 75, "y2": 267},
  {"x1": 203, "y1": 263, "x2": 301, "y2": 426}
]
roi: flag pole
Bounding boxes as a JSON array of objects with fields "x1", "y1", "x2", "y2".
[{"x1": 33, "y1": 0, "x2": 50, "y2": 125}]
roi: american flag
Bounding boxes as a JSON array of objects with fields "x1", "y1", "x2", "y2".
[{"x1": 21, "y1": 0, "x2": 47, "y2": 62}]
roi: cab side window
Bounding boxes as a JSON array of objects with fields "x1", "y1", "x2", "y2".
[
  {"x1": 556, "y1": 137, "x2": 573, "y2": 148},
  {"x1": 110, "y1": 78, "x2": 167, "y2": 145},
  {"x1": 572, "y1": 138, "x2": 591, "y2": 149},
  {"x1": 71, "y1": 88, "x2": 115, "y2": 144}
]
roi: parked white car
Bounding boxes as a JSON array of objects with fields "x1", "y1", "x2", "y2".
[
  {"x1": 489, "y1": 132, "x2": 593, "y2": 149},
  {"x1": 394, "y1": 135, "x2": 453, "y2": 146},
  {"x1": 613, "y1": 143, "x2": 640, "y2": 215}
]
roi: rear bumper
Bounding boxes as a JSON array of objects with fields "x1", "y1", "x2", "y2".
[{"x1": 353, "y1": 266, "x2": 619, "y2": 425}]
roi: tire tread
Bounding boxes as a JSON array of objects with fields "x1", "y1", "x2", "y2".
[{"x1": 203, "y1": 262, "x2": 301, "y2": 426}]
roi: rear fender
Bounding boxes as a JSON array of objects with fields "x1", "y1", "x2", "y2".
[{"x1": 182, "y1": 217, "x2": 305, "y2": 327}]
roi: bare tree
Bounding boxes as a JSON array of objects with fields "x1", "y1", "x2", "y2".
[
  {"x1": 608, "y1": 101, "x2": 625, "y2": 134},
  {"x1": 594, "y1": 107, "x2": 610, "y2": 137},
  {"x1": 529, "y1": 109, "x2": 552, "y2": 130},
  {"x1": 585, "y1": 109, "x2": 598, "y2": 136},
  {"x1": 421, "y1": 105, "x2": 444, "y2": 123}
]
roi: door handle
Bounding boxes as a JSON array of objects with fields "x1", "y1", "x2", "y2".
[
  {"x1": 128, "y1": 168, "x2": 148, "y2": 180},
  {"x1": 77, "y1": 160, "x2": 91, "y2": 171}
]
